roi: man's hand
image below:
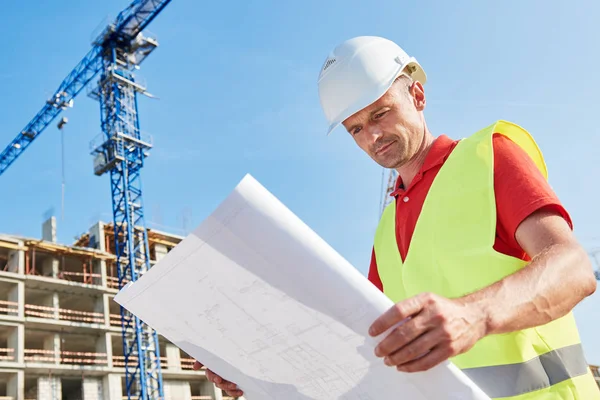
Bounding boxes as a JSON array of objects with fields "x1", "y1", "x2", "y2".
[
  {"x1": 193, "y1": 361, "x2": 244, "y2": 398},
  {"x1": 368, "y1": 292, "x2": 487, "y2": 372}
]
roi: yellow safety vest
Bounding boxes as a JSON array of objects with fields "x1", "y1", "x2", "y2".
[{"x1": 373, "y1": 120, "x2": 599, "y2": 399}]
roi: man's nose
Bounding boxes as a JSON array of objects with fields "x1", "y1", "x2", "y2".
[{"x1": 365, "y1": 124, "x2": 384, "y2": 143}]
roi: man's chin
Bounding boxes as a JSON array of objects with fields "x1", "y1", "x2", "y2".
[{"x1": 375, "y1": 158, "x2": 403, "y2": 170}]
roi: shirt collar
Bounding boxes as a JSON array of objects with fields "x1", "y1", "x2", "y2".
[{"x1": 392, "y1": 135, "x2": 457, "y2": 192}]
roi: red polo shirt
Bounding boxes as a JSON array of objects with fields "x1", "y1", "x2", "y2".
[{"x1": 368, "y1": 133, "x2": 572, "y2": 292}]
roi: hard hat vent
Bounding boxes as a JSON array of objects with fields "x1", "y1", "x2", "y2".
[
  {"x1": 322, "y1": 57, "x2": 336, "y2": 72},
  {"x1": 395, "y1": 54, "x2": 408, "y2": 65}
]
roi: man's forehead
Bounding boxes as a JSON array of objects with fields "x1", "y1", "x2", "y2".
[{"x1": 343, "y1": 92, "x2": 392, "y2": 126}]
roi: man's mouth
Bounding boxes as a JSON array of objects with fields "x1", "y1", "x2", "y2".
[{"x1": 375, "y1": 141, "x2": 394, "y2": 155}]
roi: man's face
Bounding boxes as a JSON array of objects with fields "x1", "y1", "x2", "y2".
[{"x1": 342, "y1": 78, "x2": 426, "y2": 169}]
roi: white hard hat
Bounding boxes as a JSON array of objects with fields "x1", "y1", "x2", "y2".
[{"x1": 317, "y1": 36, "x2": 426, "y2": 135}]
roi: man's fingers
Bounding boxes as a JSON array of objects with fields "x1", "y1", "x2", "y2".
[
  {"x1": 216, "y1": 380, "x2": 244, "y2": 397},
  {"x1": 206, "y1": 369, "x2": 226, "y2": 386},
  {"x1": 216, "y1": 380, "x2": 236, "y2": 390},
  {"x1": 396, "y1": 345, "x2": 451, "y2": 373},
  {"x1": 205, "y1": 369, "x2": 244, "y2": 396},
  {"x1": 383, "y1": 327, "x2": 444, "y2": 366},
  {"x1": 225, "y1": 389, "x2": 244, "y2": 397},
  {"x1": 369, "y1": 294, "x2": 426, "y2": 337},
  {"x1": 374, "y1": 316, "x2": 429, "y2": 358},
  {"x1": 194, "y1": 362, "x2": 244, "y2": 396},
  {"x1": 192, "y1": 361, "x2": 203, "y2": 370},
  {"x1": 205, "y1": 369, "x2": 216, "y2": 382}
]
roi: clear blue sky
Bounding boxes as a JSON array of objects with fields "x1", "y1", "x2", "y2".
[{"x1": 1, "y1": 0, "x2": 600, "y2": 362}]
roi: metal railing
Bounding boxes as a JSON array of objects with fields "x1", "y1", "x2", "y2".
[
  {"x1": 24, "y1": 348, "x2": 108, "y2": 365},
  {"x1": 107, "y1": 275, "x2": 121, "y2": 289},
  {"x1": 25, "y1": 304, "x2": 104, "y2": 324},
  {"x1": 106, "y1": 275, "x2": 131, "y2": 289},
  {"x1": 112, "y1": 355, "x2": 198, "y2": 370},
  {"x1": 57, "y1": 270, "x2": 103, "y2": 285},
  {"x1": 0, "y1": 347, "x2": 15, "y2": 361},
  {"x1": 0, "y1": 299, "x2": 18, "y2": 316},
  {"x1": 181, "y1": 357, "x2": 196, "y2": 370}
]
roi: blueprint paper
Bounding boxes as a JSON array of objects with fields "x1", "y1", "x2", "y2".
[{"x1": 114, "y1": 174, "x2": 490, "y2": 400}]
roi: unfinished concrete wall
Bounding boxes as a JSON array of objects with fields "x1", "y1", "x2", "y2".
[
  {"x1": 83, "y1": 377, "x2": 103, "y2": 400},
  {"x1": 164, "y1": 380, "x2": 191, "y2": 400},
  {"x1": 6, "y1": 248, "x2": 23, "y2": 274},
  {"x1": 165, "y1": 344, "x2": 181, "y2": 371},
  {"x1": 110, "y1": 334, "x2": 124, "y2": 369},
  {"x1": 43, "y1": 334, "x2": 60, "y2": 365},
  {"x1": 95, "y1": 259, "x2": 108, "y2": 287},
  {"x1": 0, "y1": 279, "x2": 22, "y2": 319},
  {"x1": 191, "y1": 380, "x2": 223, "y2": 400},
  {"x1": 7, "y1": 324, "x2": 24, "y2": 363},
  {"x1": 8, "y1": 281, "x2": 24, "y2": 318},
  {"x1": 38, "y1": 376, "x2": 62, "y2": 400},
  {"x1": 6, "y1": 371, "x2": 24, "y2": 400},
  {"x1": 104, "y1": 374, "x2": 122, "y2": 400},
  {"x1": 102, "y1": 332, "x2": 113, "y2": 368},
  {"x1": 89, "y1": 222, "x2": 105, "y2": 252},
  {"x1": 41, "y1": 256, "x2": 59, "y2": 279},
  {"x1": 42, "y1": 217, "x2": 57, "y2": 243},
  {"x1": 154, "y1": 244, "x2": 168, "y2": 262},
  {"x1": 94, "y1": 296, "x2": 105, "y2": 325}
]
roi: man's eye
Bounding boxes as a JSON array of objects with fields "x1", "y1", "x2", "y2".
[
  {"x1": 374, "y1": 111, "x2": 388, "y2": 119},
  {"x1": 352, "y1": 127, "x2": 362, "y2": 135}
]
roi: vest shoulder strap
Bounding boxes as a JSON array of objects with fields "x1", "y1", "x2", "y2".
[{"x1": 476, "y1": 120, "x2": 548, "y2": 179}]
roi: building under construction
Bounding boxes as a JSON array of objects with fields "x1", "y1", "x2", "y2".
[{"x1": 0, "y1": 217, "x2": 225, "y2": 400}]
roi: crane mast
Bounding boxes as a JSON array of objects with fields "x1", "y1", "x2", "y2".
[
  {"x1": 0, "y1": 1, "x2": 173, "y2": 398},
  {"x1": 89, "y1": 29, "x2": 164, "y2": 400}
]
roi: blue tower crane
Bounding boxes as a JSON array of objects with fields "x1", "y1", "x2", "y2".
[{"x1": 0, "y1": 1, "x2": 172, "y2": 398}]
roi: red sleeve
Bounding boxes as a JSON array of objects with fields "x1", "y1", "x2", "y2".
[
  {"x1": 368, "y1": 248, "x2": 384, "y2": 292},
  {"x1": 492, "y1": 133, "x2": 573, "y2": 258}
]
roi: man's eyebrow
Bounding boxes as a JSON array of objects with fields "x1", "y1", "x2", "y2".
[
  {"x1": 347, "y1": 104, "x2": 391, "y2": 132},
  {"x1": 370, "y1": 106, "x2": 388, "y2": 117}
]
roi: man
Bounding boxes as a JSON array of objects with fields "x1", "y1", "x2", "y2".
[{"x1": 196, "y1": 36, "x2": 599, "y2": 399}]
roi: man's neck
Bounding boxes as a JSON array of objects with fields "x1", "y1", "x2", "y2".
[{"x1": 396, "y1": 132, "x2": 435, "y2": 188}]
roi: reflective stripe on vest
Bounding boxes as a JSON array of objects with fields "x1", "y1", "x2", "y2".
[
  {"x1": 463, "y1": 343, "x2": 589, "y2": 398},
  {"x1": 373, "y1": 120, "x2": 600, "y2": 399}
]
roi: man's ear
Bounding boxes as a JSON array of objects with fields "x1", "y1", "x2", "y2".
[{"x1": 410, "y1": 81, "x2": 426, "y2": 111}]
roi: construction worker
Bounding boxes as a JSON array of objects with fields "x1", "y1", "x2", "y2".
[{"x1": 196, "y1": 36, "x2": 600, "y2": 399}]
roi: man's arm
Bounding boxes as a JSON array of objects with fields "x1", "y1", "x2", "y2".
[
  {"x1": 462, "y1": 208, "x2": 596, "y2": 335},
  {"x1": 368, "y1": 208, "x2": 596, "y2": 372}
]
